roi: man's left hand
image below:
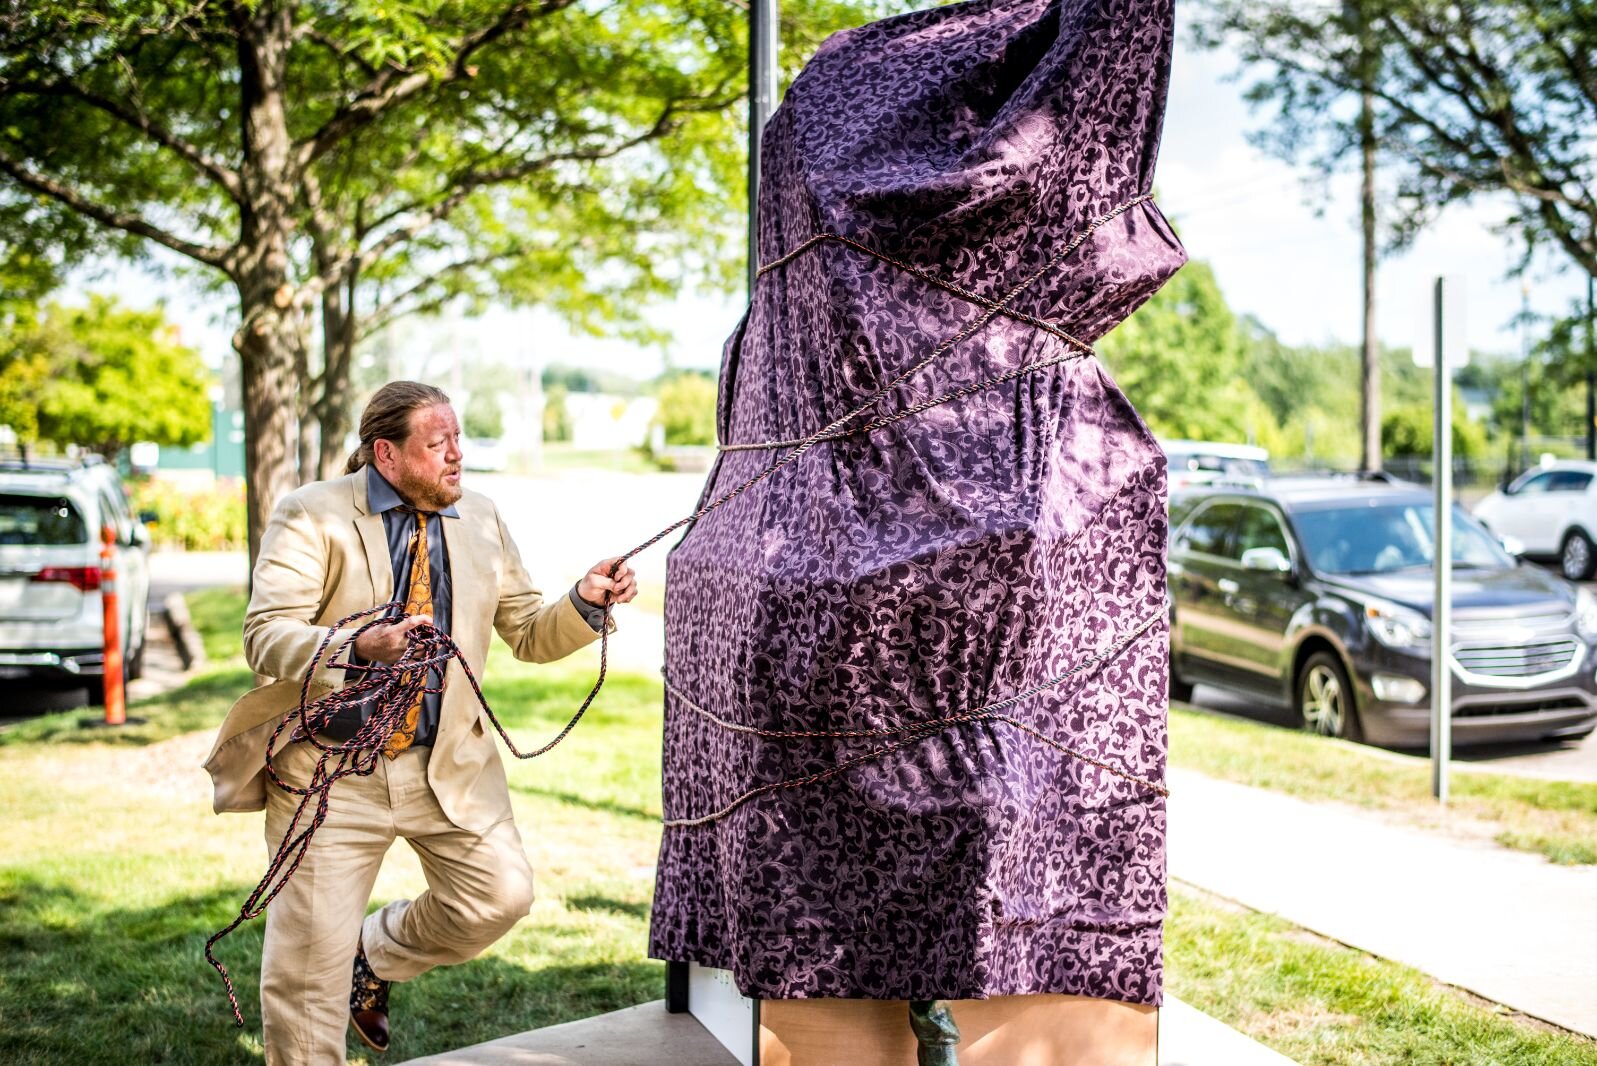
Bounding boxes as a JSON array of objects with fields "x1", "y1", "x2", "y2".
[{"x1": 578, "y1": 556, "x2": 638, "y2": 608}]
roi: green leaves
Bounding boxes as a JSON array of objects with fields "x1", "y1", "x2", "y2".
[{"x1": 0, "y1": 295, "x2": 212, "y2": 457}]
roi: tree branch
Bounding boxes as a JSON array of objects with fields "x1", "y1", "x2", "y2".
[
  {"x1": 301, "y1": 93, "x2": 724, "y2": 307},
  {"x1": 293, "y1": 0, "x2": 580, "y2": 172},
  {"x1": 0, "y1": 73, "x2": 243, "y2": 200},
  {"x1": 0, "y1": 146, "x2": 234, "y2": 271},
  {"x1": 295, "y1": 25, "x2": 379, "y2": 79},
  {"x1": 359, "y1": 251, "x2": 515, "y2": 334}
]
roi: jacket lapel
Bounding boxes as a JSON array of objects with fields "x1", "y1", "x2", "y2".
[
  {"x1": 352, "y1": 470, "x2": 395, "y2": 604},
  {"x1": 439, "y1": 503, "x2": 485, "y2": 658}
]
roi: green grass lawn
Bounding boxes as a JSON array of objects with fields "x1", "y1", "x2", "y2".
[
  {"x1": 0, "y1": 589, "x2": 666, "y2": 1064},
  {"x1": 1168, "y1": 884, "x2": 1597, "y2": 1065},
  {"x1": 532, "y1": 444, "x2": 660, "y2": 476},
  {"x1": 1, "y1": 589, "x2": 1592, "y2": 1063},
  {"x1": 1170, "y1": 703, "x2": 1597, "y2": 865}
]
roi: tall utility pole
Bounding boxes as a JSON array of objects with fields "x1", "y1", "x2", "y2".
[
  {"x1": 1520, "y1": 281, "x2": 1531, "y2": 475},
  {"x1": 1350, "y1": 0, "x2": 1381, "y2": 474},
  {"x1": 1588, "y1": 274, "x2": 1595, "y2": 461},
  {"x1": 748, "y1": 0, "x2": 779, "y2": 298}
]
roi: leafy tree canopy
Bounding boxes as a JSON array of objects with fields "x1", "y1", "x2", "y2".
[{"x1": 0, "y1": 294, "x2": 212, "y2": 457}]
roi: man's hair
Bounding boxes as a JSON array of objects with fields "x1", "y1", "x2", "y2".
[{"x1": 343, "y1": 381, "x2": 452, "y2": 474}]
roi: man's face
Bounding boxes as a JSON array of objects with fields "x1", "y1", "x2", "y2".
[{"x1": 381, "y1": 403, "x2": 463, "y2": 510}]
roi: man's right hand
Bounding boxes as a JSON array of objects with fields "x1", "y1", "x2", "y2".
[{"x1": 353, "y1": 614, "x2": 433, "y2": 664}]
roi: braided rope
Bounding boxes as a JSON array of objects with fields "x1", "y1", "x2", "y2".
[
  {"x1": 754, "y1": 230, "x2": 1097, "y2": 350},
  {"x1": 205, "y1": 193, "x2": 1164, "y2": 1023},
  {"x1": 660, "y1": 608, "x2": 1168, "y2": 829}
]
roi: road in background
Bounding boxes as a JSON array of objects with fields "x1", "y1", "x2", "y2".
[{"x1": 1187, "y1": 682, "x2": 1597, "y2": 783}]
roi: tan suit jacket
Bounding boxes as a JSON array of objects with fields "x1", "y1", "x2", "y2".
[{"x1": 203, "y1": 469, "x2": 606, "y2": 833}]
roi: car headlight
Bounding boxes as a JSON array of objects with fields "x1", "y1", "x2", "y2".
[
  {"x1": 1365, "y1": 599, "x2": 1433, "y2": 650},
  {"x1": 1577, "y1": 588, "x2": 1597, "y2": 640}
]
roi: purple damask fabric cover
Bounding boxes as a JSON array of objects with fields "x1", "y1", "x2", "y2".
[{"x1": 649, "y1": 0, "x2": 1186, "y2": 1004}]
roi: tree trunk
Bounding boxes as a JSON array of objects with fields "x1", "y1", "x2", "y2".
[
  {"x1": 233, "y1": 4, "x2": 303, "y2": 570},
  {"x1": 315, "y1": 267, "x2": 358, "y2": 480},
  {"x1": 1359, "y1": 86, "x2": 1380, "y2": 473},
  {"x1": 296, "y1": 326, "x2": 317, "y2": 482}
]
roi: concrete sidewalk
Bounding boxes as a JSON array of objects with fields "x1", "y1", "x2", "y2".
[
  {"x1": 397, "y1": 995, "x2": 1297, "y2": 1065},
  {"x1": 1166, "y1": 766, "x2": 1597, "y2": 1038}
]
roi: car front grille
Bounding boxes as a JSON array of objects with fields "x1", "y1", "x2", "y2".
[
  {"x1": 1455, "y1": 696, "x2": 1589, "y2": 718},
  {"x1": 1452, "y1": 638, "x2": 1580, "y2": 680}
]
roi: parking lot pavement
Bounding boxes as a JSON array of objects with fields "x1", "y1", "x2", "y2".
[{"x1": 1188, "y1": 683, "x2": 1597, "y2": 783}]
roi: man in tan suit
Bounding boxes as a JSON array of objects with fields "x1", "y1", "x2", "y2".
[{"x1": 204, "y1": 381, "x2": 637, "y2": 1064}]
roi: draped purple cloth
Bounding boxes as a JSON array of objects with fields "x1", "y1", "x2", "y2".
[{"x1": 649, "y1": 0, "x2": 1186, "y2": 1004}]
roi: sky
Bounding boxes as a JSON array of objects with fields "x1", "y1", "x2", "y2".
[{"x1": 80, "y1": 17, "x2": 1590, "y2": 385}]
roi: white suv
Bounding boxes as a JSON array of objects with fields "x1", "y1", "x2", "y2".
[
  {"x1": 0, "y1": 457, "x2": 152, "y2": 703},
  {"x1": 1473, "y1": 460, "x2": 1597, "y2": 582}
]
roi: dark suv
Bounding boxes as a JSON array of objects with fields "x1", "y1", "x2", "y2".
[{"x1": 1168, "y1": 476, "x2": 1597, "y2": 747}]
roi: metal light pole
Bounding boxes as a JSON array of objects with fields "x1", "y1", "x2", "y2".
[
  {"x1": 1520, "y1": 281, "x2": 1531, "y2": 475},
  {"x1": 1426, "y1": 276, "x2": 1465, "y2": 804},
  {"x1": 748, "y1": 0, "x2": 779, "y2": 298},
  {"x1": 1588, "y1": 274, "x2": 1595, "y2": 460}
]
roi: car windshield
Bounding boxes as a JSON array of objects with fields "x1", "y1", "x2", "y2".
[
  {"x1": 0, "y1": 493, "x2": 88, "y2": 546},
  {"x1": 1293, "y1": 501, "x2": 1511, "y2": 576}
]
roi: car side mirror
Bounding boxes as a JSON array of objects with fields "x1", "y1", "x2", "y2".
[
  {"x1": 1499, "y1": 534, "x2": 1525, "y2": 557},
  {"x1": 1241, "y1": 546, "x2": 1292, "y2": 576}
]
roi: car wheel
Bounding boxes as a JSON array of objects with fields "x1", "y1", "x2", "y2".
[
  {"x1": 126, "y1": 629, "x2": 147, "y2": 681},
  {"x1": 1296, "y1": 650, "x2": 1363, "y2": 742},
  {"x1": 1169, "y1": 657, "x2": 1195, "y2": 704},
  {"x1": 1561, "y1": 529, "x2": 1595, "y2": 581}
]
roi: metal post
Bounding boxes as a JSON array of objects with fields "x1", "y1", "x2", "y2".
[
  {"x1": 1588, "y1": 274, "x2": 1595, "y2": 461},
  {"x1": 1431, "y1": 278, "x2": 1451, "y2": 803},
  {"x1": 748, "y1": 0, "x2": 779, "y2": 298},
  {"x1": 1520, "y1": 281, "x2": 1531, "y2": 476}
]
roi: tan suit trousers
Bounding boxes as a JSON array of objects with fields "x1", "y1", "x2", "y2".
[{"x1": 260, "y1": 741, "x2": 534, "y2": 1066}]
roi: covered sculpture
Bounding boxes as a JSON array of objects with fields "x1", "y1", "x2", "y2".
[{"x1": 650, "y1": 0, "x2": 1186, "y2": 1005}]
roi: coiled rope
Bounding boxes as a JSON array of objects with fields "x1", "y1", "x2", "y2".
[{"x1": 205, "y1": 193, "x2": 1166, "y2": 1023}]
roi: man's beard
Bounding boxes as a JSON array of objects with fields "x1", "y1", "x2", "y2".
[{"x1": 393, "y1": 463, "x2": 462, "y2": 511}]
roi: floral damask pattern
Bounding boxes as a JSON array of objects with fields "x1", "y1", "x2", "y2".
[{"x1": 649, "y1": 0, "x2": 1186, "y2": 1005}]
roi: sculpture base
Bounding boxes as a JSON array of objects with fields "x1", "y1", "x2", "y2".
[
  {"x1": 677, "y1": 963, "x2": 1157, "y2": 1066},
  {"x1": 760, "y1": 994, "x2": 1157, "y2": 1066}
]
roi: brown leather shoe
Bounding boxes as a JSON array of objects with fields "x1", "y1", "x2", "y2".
[{"x1": 350, "y1": 941, "x2": 391, "y2": 1053}]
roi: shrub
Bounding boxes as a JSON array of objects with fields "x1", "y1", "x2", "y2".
[
  {"x1": 652, "y1": 371, "x2": 717, "y2": 447},
  {"x1": 131, "y1": 477, "x2": 247, "y2": 551}
]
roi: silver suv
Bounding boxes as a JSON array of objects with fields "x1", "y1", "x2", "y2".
[{"x1": 0, "y1": 457, "x2": 151, "y2": 703}]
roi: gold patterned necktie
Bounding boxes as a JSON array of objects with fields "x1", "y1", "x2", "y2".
[{"x1": 383, "y1": 506, "x2": 435, "y2": 758}]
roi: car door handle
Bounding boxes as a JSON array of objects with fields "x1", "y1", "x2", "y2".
[{"x1": 1217, "y1": 577, "x2": 1240, "y2": 595}]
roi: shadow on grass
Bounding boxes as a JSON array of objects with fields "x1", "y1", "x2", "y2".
[
  {"x1": 509, "y1": 782, "x2": 660, "y2": 823},
  {"x1": 0, "y1": 667, "x2": 253, "y2": 749},
  {"x1": 564, "y1": 894, "x2": 653, "y2": 921},
  {"x1": 0, "y1": 872, "x2": 661, "y2": 1066}
]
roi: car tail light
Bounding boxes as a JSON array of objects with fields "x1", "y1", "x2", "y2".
[{"x1": 31, "y1": 566, "x2": 102, "y2": 592}]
